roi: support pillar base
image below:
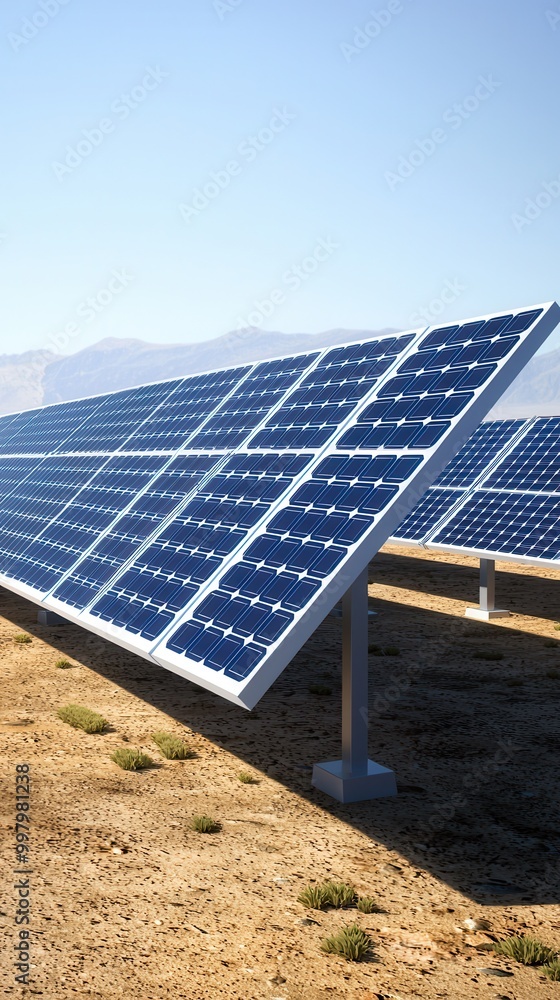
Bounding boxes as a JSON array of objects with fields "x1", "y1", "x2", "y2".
[
  {"x1": 465, "y1": 607, "x2": 510, "y2": 620},
  {"x1": 37, "y1": 610, "x2": 66, "y2": 626},
  {"x1": 312, "y1": 759, "x2": 397, "y2": 803}
]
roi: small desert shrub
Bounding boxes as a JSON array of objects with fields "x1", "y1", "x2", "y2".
[
  {"x1": 111, "y1": 747, "x2": 154, "y2": 771},
  {"x1": 237, "y1": 771, "x2": 259, "y2": 784},
  {"x1": 309, "y1": 683, "x2": 332, "y2": 696},
  {"x1": 492, "y1": 935, "x2": 556, "y2": 966},
  {"x1": 322, "y1": 881, "x2": 356, "y2": 908},
  {"x1": 356, "y1": 895, "x2": 380, "y2": 913},
  {"x1": 506, "y1": 678, "x2": 523, "y2": 687},
  {"x1": 55, "y1": 658, "x2": 73, "y2": 669},
  {"x1": 298, "y1": 881, "x2": 356, "y2": 910},
  {"x1": 14, "y1": 633, "x2": 32, "y2": 644},
  {"x1": 547, "y1": 669, "x2": 560, "y2": 680},
  {"x1": 544, "y1": 960, "x2": 560, "y2": 980},
  {"x1": 57, "y1": 704, "x2": 107, "y2": 733},
  {"x1": 554, "y1": 623, "x2": 560, "y2": 631},
  {"x1": 384, "y1": 646, "x2": 400, "y2": 656},
  {"x1": 544, "y1": 639, "x2": 559, "y2": 648},
  {"x1": 152, "y1": 731, "x2": 194, "y2": 760},
  {"x1": 368, "y1": 644, "x2": 383, "y2": 656},
  {"x1": 473, "y1": 650, "x2": 503, "y2": 661},
  {"x1": 321, "y1": 924, "x2": 374, "y2": 962},
  {"x1": 190, "y1": 814, "x2": 221, "y2": 834},
  {"x1": 297, "y1": 884, "x2": 330, "y2": 910}
]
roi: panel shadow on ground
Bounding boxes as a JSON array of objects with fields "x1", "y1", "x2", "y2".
[{"x1": 2, "y1": 546, "x2": 559, "y2": 907}]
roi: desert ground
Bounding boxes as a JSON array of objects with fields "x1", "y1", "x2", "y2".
[{"x1": 1, "y1": 544, "x2": 560, "y2": 999}]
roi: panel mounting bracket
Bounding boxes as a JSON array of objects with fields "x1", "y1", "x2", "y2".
[
  {"x1": 312, "y1": 568, "x2": 397, "y2": 803},
  {"x1": 465, "y1": 558, "x2": 509, "y2": 620}
]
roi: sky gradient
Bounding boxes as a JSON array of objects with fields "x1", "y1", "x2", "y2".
[{"x1": 2, "y1": 0, "x2": 560, "y2": 358}]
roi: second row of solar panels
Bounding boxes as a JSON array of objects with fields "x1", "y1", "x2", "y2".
[{"x1": 391, "y1": 416, "x2": 560, "y2": 566}]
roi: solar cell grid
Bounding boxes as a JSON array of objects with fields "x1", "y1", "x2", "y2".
[
  {"x1": 392, "y1": 419, "x2": 526, "y2": 544},
  {"x1": 87, "y1": 451, "x2": 313, "y2": 641},
  {"x1": 248, "y1": 337, "x2": 413, "y2": 451},
  {"x1": 57, "y1": 381, "x2": 181, "y2": 454},
  {"x1": 0, "y1": 302, "x2": 556, "y2": 710},
  {"x1": 51, "y1": 453, "x2": 221, "y2": 610},
  {"x1": 426, "y1": 417, "x2": 560, "y2": 565},
  {"x1": 122, "y1": 367, "x2": 251, "y2": 452},
  {"x1": 186, "y1": 354, "x2": 318, "y2": 451},
  {"x1": 431, "y1": 489, "x2": 560, "y2": 562},
  {"x1": 337, "y1": 313, "x2": 542, "y2": 456},
  {"x1": 483, "y1": 418, "x2": 560, "y2": 493},
  {"x1": 0, "y1": 397, "x2": 104, "y2": 456},
  {"x1": 3, "y1": 454, "x2": 166, "y2": 593},
  {"x1": 0, "y1": 455, "x2": 107, "y2": 581}
]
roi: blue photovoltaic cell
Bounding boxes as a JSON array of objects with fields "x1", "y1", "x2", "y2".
[
  {"x1": 0, "y1": 302, "x2": 555, "y2": 709},
  {"x1": 88, "y1": 452, "x2": 312, "y2": 640},
  {"x1": 248, "y1": 337, "x2": 414, "y2": 451},
  {"x1": 483, "y1": 418, "x2": 560, "y2": 493},
  {"x1": 337, "y1": 314, "x2": 541, "y2": 455},
  {"x1": 187, "y1": 355, "x2": 318, "y2": 451},
  {"x1": 0, "y1": 397, "x2": 103, "y2": 456},
  {"x1": 436, "y1": 419, "x2": 524, "y2": 488},
  {"x1": 3, "y1": 454, "x2": 166, "y2": 593},
  {"x1": 166, "y1": 451, "x2": 423, "y2": 678},
  {"x1": 0, "y1": 457, "x2": 47, "y2": 501},
  {"x1": 52, "y1": 453, "x2": 220, "y2": 609},
  {"x1": 161, "y1": 310, "x2": 547, "y2": 680},
  {"x1": 432, "y1": 489, "x2": 560, "y2": 561},
  {"x1": 430, "y1": 417, "x2": 560, "y2": 562},
  {"x1": 56, "y1": 381, "x2": 179, "y2": 454},
  {"x1": 394, "y1": 487, "x2": 465, "y2": 542},
  {"x1": 122, "y1": 367, "x2": 250, "y2": 452},
  {"x1": 393, "y1": 419, "x2": 525, "y2": 542},
  {"x1": 0, "y1": 455, "x2": 107, "y2": 576}
]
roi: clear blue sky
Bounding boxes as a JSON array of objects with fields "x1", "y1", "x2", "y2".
[{"x1": 2, "y1": 0, "x2": 560, "y2": 358}]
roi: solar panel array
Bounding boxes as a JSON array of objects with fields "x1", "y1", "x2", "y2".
[
  {"x1": 392, "y1": 415, "x2": 560, "y2": 567},
  {"x1": 0, "y1": 302, "x2": 557, "y2": 708}
]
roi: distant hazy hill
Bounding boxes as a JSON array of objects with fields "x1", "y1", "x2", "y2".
[{"x1": 0, "y1": 328, "x2": 558, "y2": 417}]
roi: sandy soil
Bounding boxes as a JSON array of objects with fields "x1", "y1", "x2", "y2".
[{"x1": 1, "y1": 545, "x2": 560, "y2": 999}]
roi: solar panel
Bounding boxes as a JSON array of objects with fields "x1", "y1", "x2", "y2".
[
  {"x1": 428, "y1": 417, "x2": 560, "y2": 566},
  {"x1": 391, "y1": 419, "x2": 527, "y2": 544},
  {"x1": 0, "y1": 302, "x2": 557, "y2": 711}
]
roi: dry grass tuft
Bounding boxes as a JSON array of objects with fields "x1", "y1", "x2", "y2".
[
  {"x1": 237, "y1": 771, "x2": 259, "y2": 784},
  {"x1": 492, "y1": 935, "x2": 556, "y2": 966},
  {"x1": 321, "y1": 924, "x2": 374, "y2": 962},
  {"x1": 57, "y1": 703, "x2": 107, "y2": 733},
  {"x1": 190, "y1": 814, "x2": 221, "y2": 833},
  {"x1": 152, "y1": 731, "x2": 194, "y2": 760},
  {"x1": 110, "y1": 747, "x2": 155, "y2": 771}
]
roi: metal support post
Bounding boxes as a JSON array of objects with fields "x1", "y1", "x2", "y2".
[
  {"x1": 37, "y1": 610, "x2": 66, "y2": 626},
  {"x1": 312, "y1": 569, "x2": 397, "y2": 803},
  {"x1": 465, "y1": 558, "x2": 509, "y2": 620}
]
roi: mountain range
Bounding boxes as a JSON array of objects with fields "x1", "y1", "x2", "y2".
[{"x1": 0, "y1": 327, "x2": 558, "y2": 418}]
